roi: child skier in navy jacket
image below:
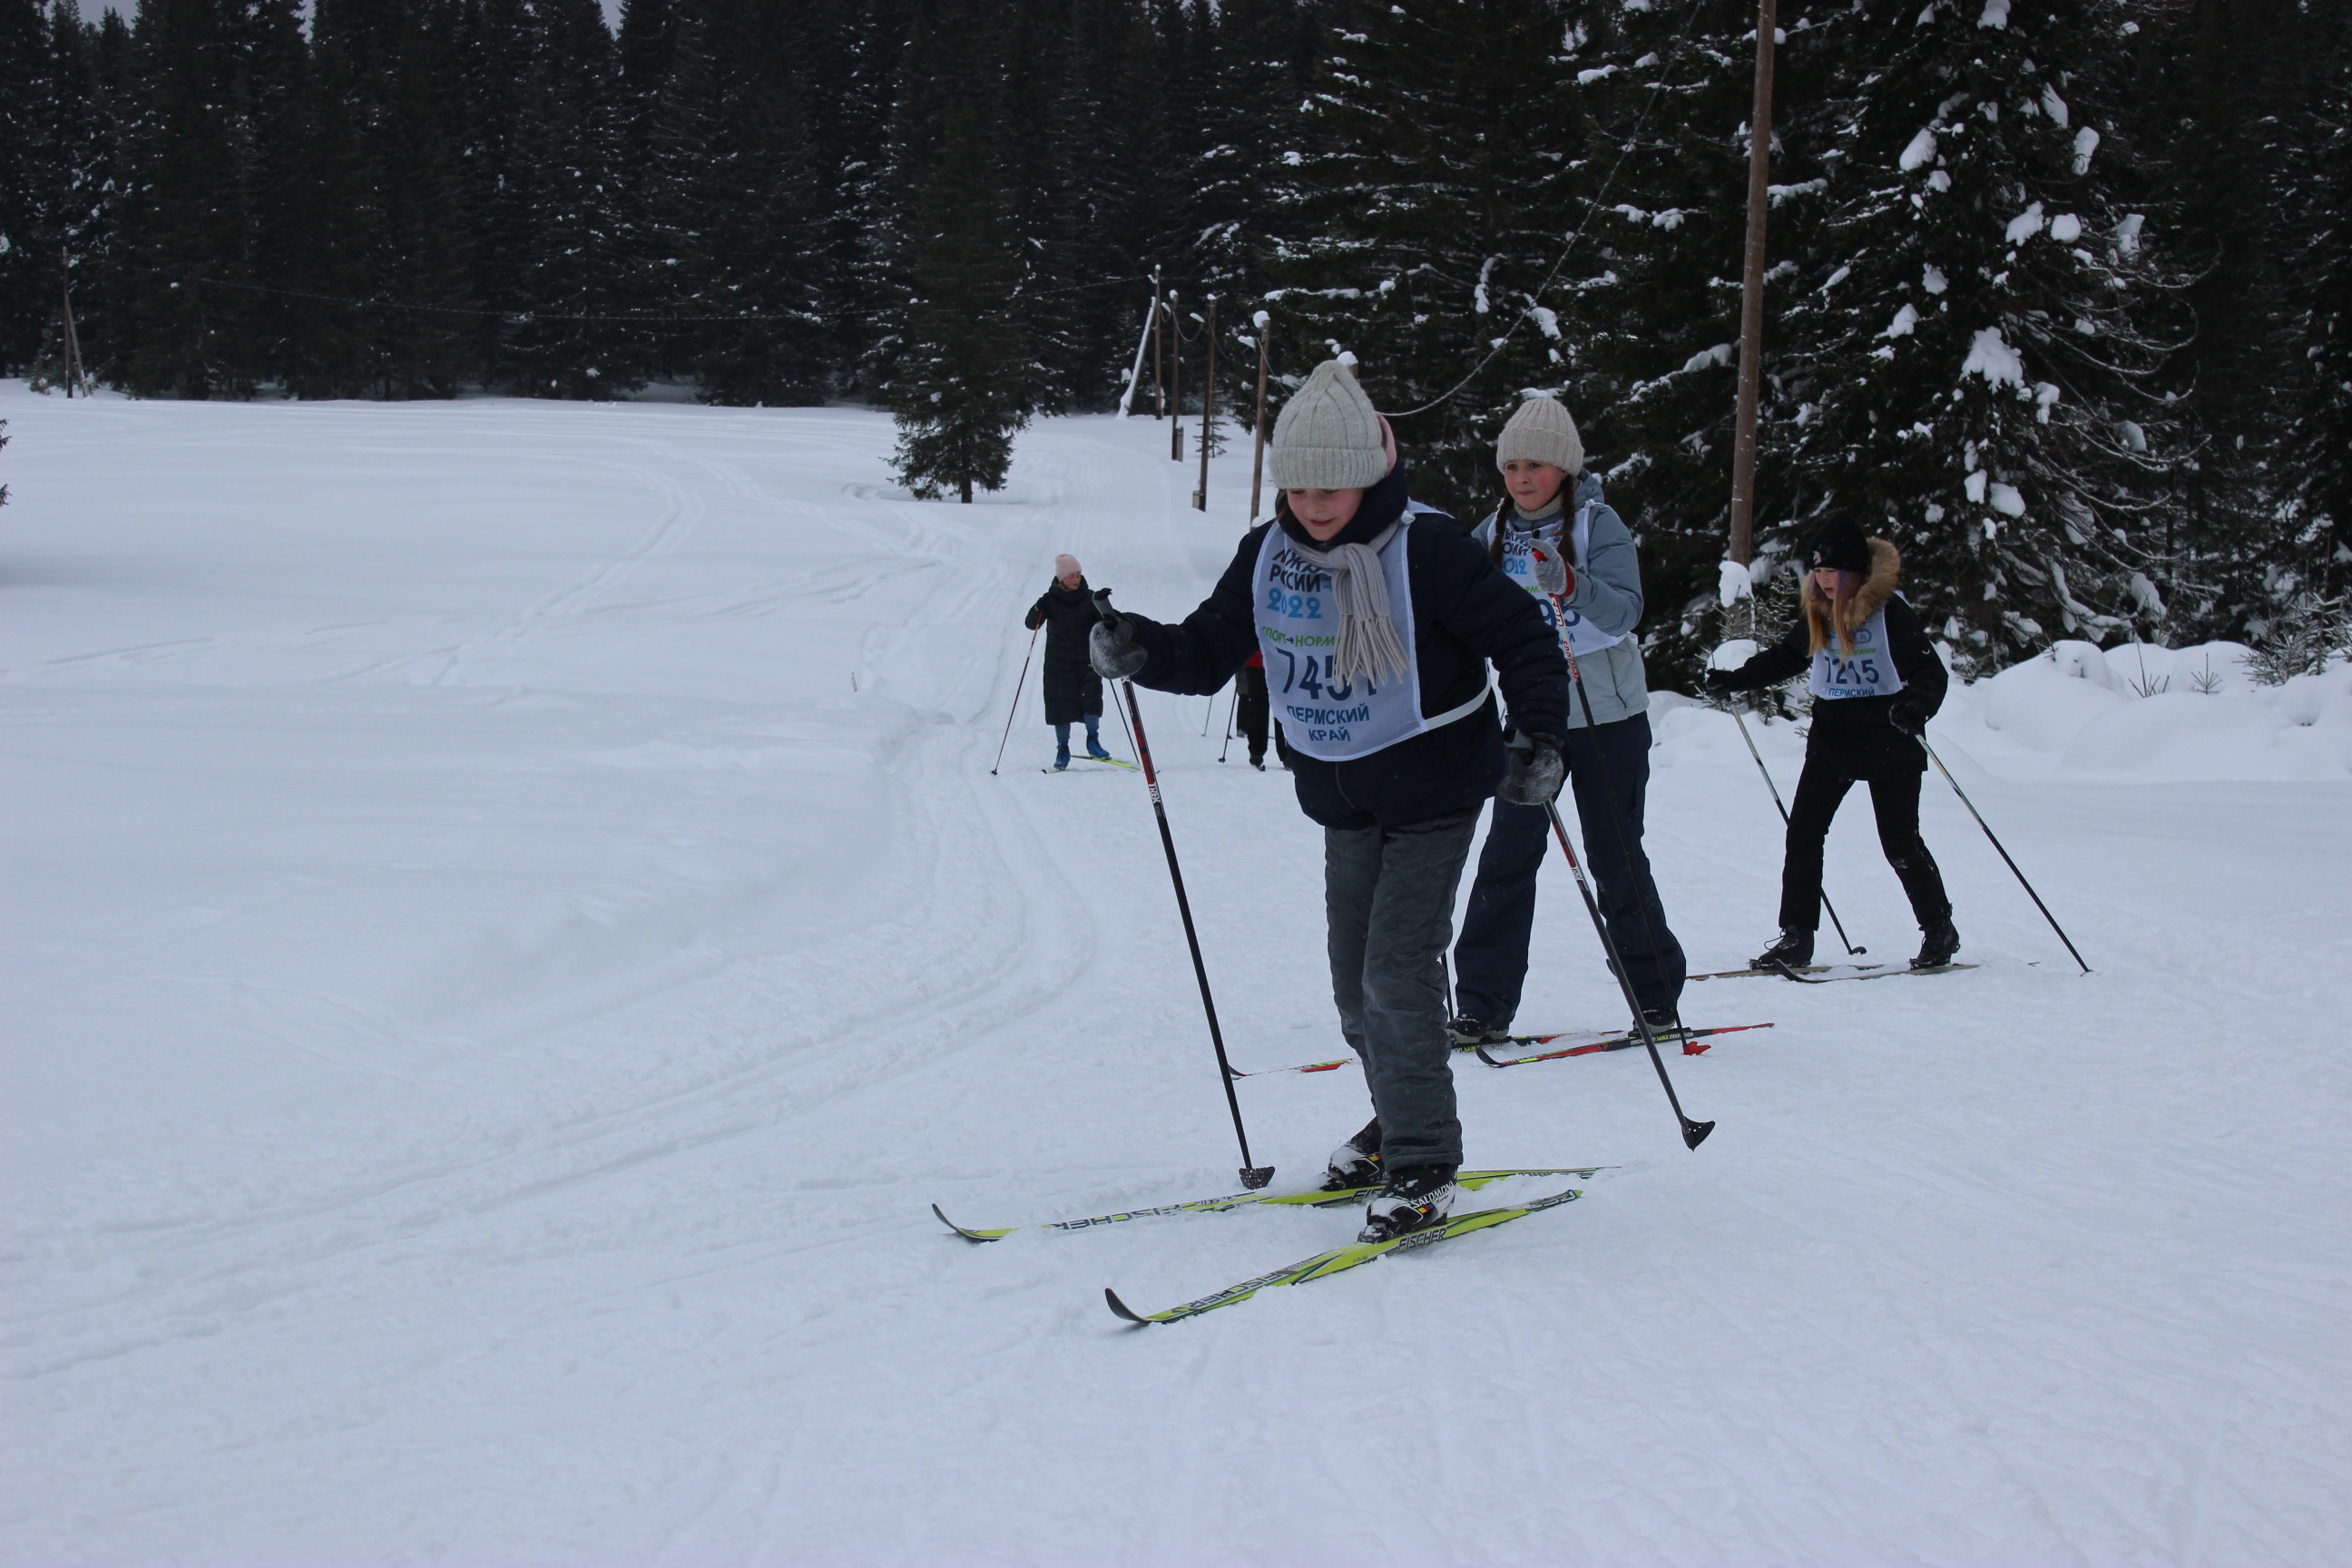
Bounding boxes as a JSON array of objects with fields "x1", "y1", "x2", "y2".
[{"x1": 1090, "y1": 360, "x2": 1568, "y2": 1242}]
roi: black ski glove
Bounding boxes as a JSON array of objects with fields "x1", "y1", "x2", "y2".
[
  {"x1": 1888, "y1": 700, "x2": 1927, "y2": 737},
  {"x1": 1701, "y1": 669, "x2": 1740, "y2": 696},
  {"x1": 1089, "y1": 590, "x2": 1147, "y2": 679},
  {"x1": 1023, "y1": 604, "x2": 1045, "y2": 631},
  {"x1": 1499, "y1": 730, "x2": 1566, "y2": 806}
]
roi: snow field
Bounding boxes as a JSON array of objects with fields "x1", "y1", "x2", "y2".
[{"x1": 2, "y1": 384, "x2": 2347, "y2": 1565}]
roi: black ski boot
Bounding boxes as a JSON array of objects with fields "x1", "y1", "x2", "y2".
[
  {"x1": 1358, "y1": 1165, "x2": 1459, "y2": 1242},
  {"x1": 1445, "y1": 1014, "x2": 1506, "y2": 1047},
  {"x1": 1751, "y1": 928, "x2": 1814, "y2": 973},
  {"x1": 1321, "y1": 1117, "x2": 1384, "y2": 1192},
  {"x1": 1913, "y1": 916, "x2": 1960, "y2": 969},
  {"x1": 1639, "y1": 1006, "x2": 1686, "y2": 1042}
]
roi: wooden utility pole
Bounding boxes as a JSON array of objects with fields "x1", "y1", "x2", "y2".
[
  {"x1": 1727, "y1": 0, "x2": 1779, "y2": 594},
  {"x1": 1168, "y1": 289, "x2": 1184, "y2": 462},
  {"x1": 1192, "y1": 299, "x2": 1218, "y2": 511},
  {"x1": 60, "y1": 250, "x2": 86, "y2": 397},
  {"x1": 1249, "y1": 309, "x2": 1271, "y2": 523},
  {"x1": 1150, "y1": 267, "x2": 1165, "y2": 419}
]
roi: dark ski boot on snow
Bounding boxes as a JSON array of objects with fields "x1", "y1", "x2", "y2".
[
  {"x1": 1358, "y1": 1165, "x2": 1460, "y2": 1242},
  {"x1": 1912, "y1": 917, "x2": 1960, "y2": 969},
  {"x1": 1445, "y1": 1014, "x2": 1507, "y2": 1047},
  {"x1": 1053, "y1": 747, "x2": 1070, "y2": 770},
  {"x1": 1751, "y1": 928, "x2": 1815, "y2": 973},
  {"x1": 1086, "y1": 740, "x2": 1112, "y2": 761},
  {"x1": 1321, "y1": 1118, "x2": 1384, "y2": 1191}
]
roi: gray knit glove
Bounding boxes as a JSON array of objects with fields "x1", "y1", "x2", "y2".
[
  {"x1": 1499, "y1": 730, "x2": 1566, "y2": 806},
  {"x1": 1088, "y1": 590, "x2": 1147, "y2": 679},
  {"x1": 1528, "y1": 540, "x2": 1573, "y2": 598}
]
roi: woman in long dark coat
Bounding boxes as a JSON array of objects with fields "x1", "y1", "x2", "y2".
[{"x1": 1024, "y1": 554, "x2": 1111, "y2": 769}]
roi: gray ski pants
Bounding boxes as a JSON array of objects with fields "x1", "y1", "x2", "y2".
[{"x1": 1324, "y1": 805, "x2": 1482, "y2": 1171}]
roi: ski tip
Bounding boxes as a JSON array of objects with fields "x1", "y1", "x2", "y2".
[
  {"x1": 1104, "y1": 1288, "x2": 1153, "y2": 1326},
  {"x1": 1473, "y1": 1044, "x2": 1504, "y2": 1067},
  {"x1": 1240, "y1": 1166, "x2": 1276, "y2": 1191},
  {"x1": 1682, "y1": 1120, "x2": 1717, "y2": 1151},
  {"x1": 931, "y1": 1203, "x2": 1004, "y2": 1243}
]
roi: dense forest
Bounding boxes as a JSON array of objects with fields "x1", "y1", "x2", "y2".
[{"x1": 0, "y1": 0, "x2": 2345, "y2": 679}]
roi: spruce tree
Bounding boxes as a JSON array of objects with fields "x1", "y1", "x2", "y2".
[
  {"x1": 362, "y1": 7, "x2": 477, "y2": 396},
  {"x1": 1773, "y1": 0, "x2": 2187, "y2": 671},
  {"x1": 660, "y1": 0, "x2": 827, "y2": 405},
  {"x1": 505, "y1": 0, "x2": 645, "y2": 397},
  {"x1": 2286, "y1": 33, "x2": 2351, "y2": 605},
  {"x1": 1262, "y1": 0, "x2": 1602, "y2": 521},
  {"x1": 454, "y1": 0, "x2": 540, "y2": 381},
  {"x1": 801, "y1": 0, "x2": 908, "y2": 394},
  {"x1": 0, "y1": 0, "x2": 54, "y2": 373},
  {"x1": 278, "y1": 34, "x2": 377, "y2": 395},
  {"x1": 121, "y1": 0, "x2": 262, "y2": 397},
  {"x1": 1560, "y1": 0, "x2": 1816, "y2": 676},
  {"x1": 887, "y1": 5, "x2": 1030, "y2": 503}
]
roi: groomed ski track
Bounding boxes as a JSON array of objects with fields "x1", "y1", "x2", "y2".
[{"x1": 3, "y1": 387, "x2": 2348, "y2": 1564}]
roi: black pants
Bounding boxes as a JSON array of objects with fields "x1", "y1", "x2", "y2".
[
  {"x1": 1453, "y1": 711, "x2": 1686, "y2": 1024},
  {"x1": 1236, "y1": 663, "x2": 1269, "y2": 761},
  {"x1": 1779, "y1": 760, "x2": 1952, "y2": 932}
]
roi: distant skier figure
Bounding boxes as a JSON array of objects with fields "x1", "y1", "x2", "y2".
[
  {"x1": 1704, "y1": 518, "x2": 1959, "y2": 969},
  {"x1": 1088, "y1": 359, "x2": 1568, "y2": 1242},
  {"x1": 1024, "y1": 554, "x2": 1112, "y2": 769},
  {"x1": 1232, "y1": 651, "x2": 1289, "y2": 769},
  {"x1": 1448, "y1": 396, "x2": 1687, "y2": 1045}
]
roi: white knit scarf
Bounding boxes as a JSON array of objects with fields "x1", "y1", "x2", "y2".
[{"x1": 1289, "y1": 519, "x2": 1409, "y2": 691}]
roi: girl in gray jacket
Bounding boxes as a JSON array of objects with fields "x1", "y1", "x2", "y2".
[{"x1": 1448, "y1": 397, "x2": 1688, "y2": 1041}]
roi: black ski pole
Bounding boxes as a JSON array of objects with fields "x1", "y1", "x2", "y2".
[
  {"x1": 989, "y1": 623, "x2": 1040, "y2": 777},
  {"x1": 1541, "y1": 796, "x2": 1714, "y2": 1150},
  {"x1": 1120, "y1": 678, "x2": 1275, "y2": 1188},
  {"x1": 1730, "y1": 707, "x2": 1864, "y2": 956},
  {"x1": 1537, "y1": 588, "x2": 1711, "y2": 1149},
  {"x1": 1217, "y1": 682, "x2": 1239, "y2": 762},
  {"x1": 1919, "y1": 738, "x2": 2092, "y2": 975}
]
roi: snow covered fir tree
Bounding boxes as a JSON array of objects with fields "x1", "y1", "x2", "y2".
[
  {"x1": 1772, "y1": 0, "x2": 2193, "y2": 671},
  {"x1": 0, "y1": 0, "x2": 2344, "y2": 669}
]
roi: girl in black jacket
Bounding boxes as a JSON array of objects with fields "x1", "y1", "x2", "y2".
[
  {"x1": 1024, "y1": 554, "x2": 1111, "y2": 769},
  {"x1": 1704, "y1": 518, "x2": 1959, "y2": 970}
]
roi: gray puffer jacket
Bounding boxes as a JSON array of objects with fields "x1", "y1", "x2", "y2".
[{"x1": 1470, "y1": 471, "x2": 1651, "y2": 728}]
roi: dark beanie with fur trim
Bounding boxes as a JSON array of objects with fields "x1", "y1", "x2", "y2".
[{"x1": 1806, "y1": 517, "x2": 1872, "y2": 574}]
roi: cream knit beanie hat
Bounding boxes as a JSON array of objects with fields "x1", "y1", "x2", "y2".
[
  {"x1": 1269, "y1": 360, "x2": 1391, "y2": 490},
  {"x1": 1495, "y1": 395, "x2": 1583, "y2": 475}
]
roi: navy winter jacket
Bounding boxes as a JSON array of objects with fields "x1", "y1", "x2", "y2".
[{"x1": 1121, "y1": 466, "x2": 1570, "y2": 829}]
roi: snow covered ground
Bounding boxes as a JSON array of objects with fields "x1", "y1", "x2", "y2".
[{"x1": 4, "y1": 383, "x2": 2347, "y2": 1566}]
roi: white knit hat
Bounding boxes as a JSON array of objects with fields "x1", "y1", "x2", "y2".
[
  {"x1": 1269, "y1": 360, "x2": 1391, "y2": 490},
  {"x1": 1495, "y1": 395, "x2": 1583, "y2": 475}
]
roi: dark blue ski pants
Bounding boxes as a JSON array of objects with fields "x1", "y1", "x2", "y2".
[{"x1": 1452, "y1": 711, "x2": 1686, "y2": 1026}]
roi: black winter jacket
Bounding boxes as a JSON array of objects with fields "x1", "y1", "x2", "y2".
[
  {"x1": 1024, "y1": 579, "x2": 1104, "y2": 724},
  {"x1": 1122, "y1": 466, "x2": 1570, "y2": 828},
  {"x1": 1715, "y1": 538, "x2": 1947, "y2": 778}
]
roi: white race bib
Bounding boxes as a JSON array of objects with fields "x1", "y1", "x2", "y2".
[
  {"x1": 1808, "y1": 605, "x2": 1906, "y2": 700},
  {"x1": 1499, "y1": 505, "x2": 1622, "y2": 658},
  {"x1": 1252, "y1": 514, "x2": 1485, "y2": 761}
]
